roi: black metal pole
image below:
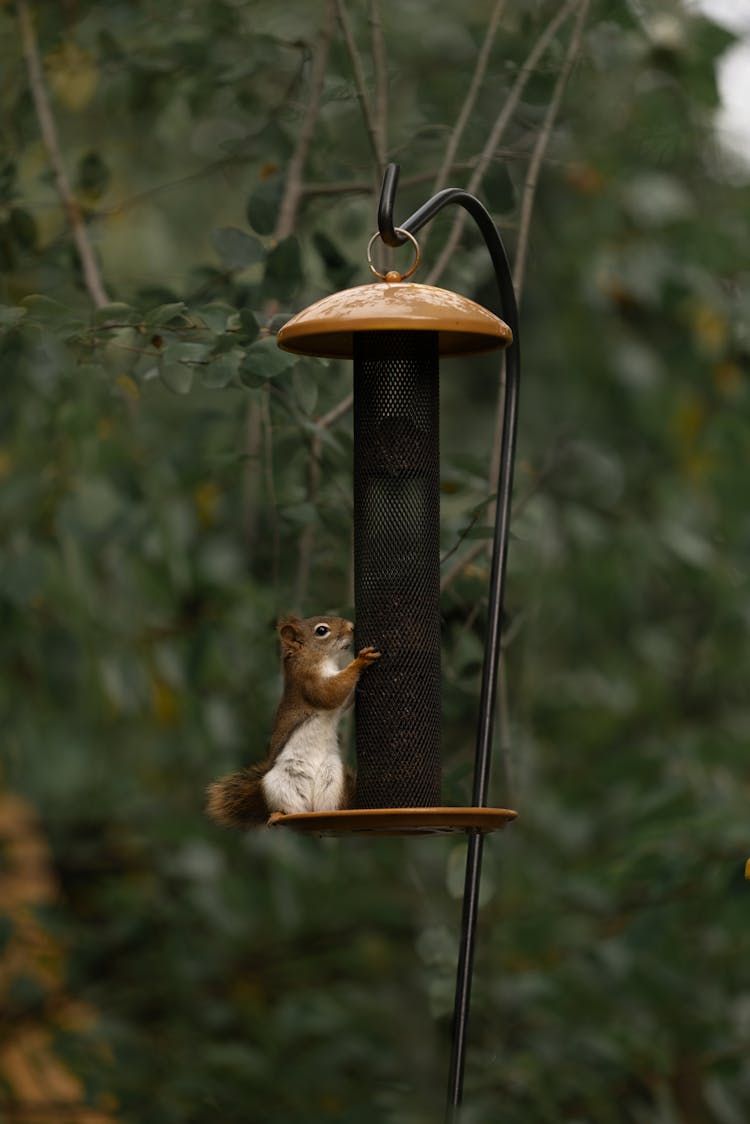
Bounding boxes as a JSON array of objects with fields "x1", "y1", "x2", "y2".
[{"x1": 377, "y1": 165, "x2": 521, "y2": 1121}]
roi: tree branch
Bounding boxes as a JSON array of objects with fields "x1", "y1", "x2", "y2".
[
  {"x1": 434, "y1": 0, "x2": 506, "y2": 194},
  {"x1": 317, "y1": 392, "x2": 353, "y2": 430},
  {"x1": 440, "y1": 439, "x2": 572, "y2": 594},
  {"x1": 484, "y1": 0, "x2": 590, "y2": 525},
  {"x1": 16, "y1": 0, "x2": 110, "y2": 309},
  {"x1": 275, "y1": 1, "x2": 336, "y2": 241},
  {"x1": 426, "y1": 0, "x2": 578, "y2": 286},
  {"x1": 293, "y1": 390, "x2": 354, "y2": 604},
  {"x1": 439, "y1": 2, "x2": 590, "y2": 594},
  {"x1": 298, "y1": 163, "x2": 478, "y2": 199},
  {"x1": 370, "y1": 0, "x2": 388, "y2": 167},
  {"x1": 422, "y1": 0, "x2": 506, "y2": 251},
  {"x1": 334, "y1": 0, "x2": 384, "y2": 173},
  {"x1": 513, "y1": 0, "x2": 591, "y2": 299}
]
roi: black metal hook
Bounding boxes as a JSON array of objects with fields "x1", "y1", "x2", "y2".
[
  {"x1": 376, "y1": 163, "x2": 405, "y2": 246},
  {"x1": 375, "y1": 163, "x2": 522, "y2": 1123}
]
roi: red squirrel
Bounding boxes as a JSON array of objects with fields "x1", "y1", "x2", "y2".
[{"x1": 206, "y1": 615, "x2": 380, "y2": 827}]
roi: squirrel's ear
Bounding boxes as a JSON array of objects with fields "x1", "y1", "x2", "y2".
[{"x1": 278, "y1": 615, "x2": 304, "y2": 652}]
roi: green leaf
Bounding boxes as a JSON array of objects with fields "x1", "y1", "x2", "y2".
[
  {"x1": 161, "y1": 340, "x2": 210, "y2": 365},
  {"x1": 312, "y1": 231, "x2": 357, "y2": 288},
  {"x1": 210, "y1": 226, "x2": 264, "y2": 270},
  {"x1": 77, "y1": 150, "x2": 111, "y2": 196},
  {"x1": 246, "y1": 176, "x2": 281, "y2": 235},
  {"x1": 21, "y1": 295, "x2": 85, "y2": 337},
  {"x1": 145, "y1": 302, "x2": 188, "y2": 328},
  {"x1": 196, "y1": 302, "x2": 233, "y2": 332},
  {"x1": 201, "y1": 350, "x2": 241, "y2": 388},
  {"x1": 159, "y1": 359, "x2": 195, "y2": 395},
  {"x1": 0, "y1": 304, "x2": 27, "y2": 329},
  {"x1": 239, "y1": 336, "x2": 296, "y2": 388},
  {"x1": 94, "y1": 302, "x2": 140, "y2": 325},
  {"x1": 263, "y1": 235, "x2": 302, "y2": 301},
  {"x1": 226, "y1": 307, "x2": 260, "y2": 345},
  {"x1": 210, "y1": 331, "x2": 239, "y2": 356}
]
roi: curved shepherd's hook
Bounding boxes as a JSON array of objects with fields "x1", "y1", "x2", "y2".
[{"x1": 376, "y1": 163, "x2": 521, "y2": 1122}]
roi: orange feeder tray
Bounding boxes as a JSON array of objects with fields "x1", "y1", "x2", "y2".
[{"x1": 268, "y1": 806, "x2": 518, "y2": 837}]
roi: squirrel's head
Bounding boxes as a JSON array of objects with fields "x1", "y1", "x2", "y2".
[{"x1": 277, "y1": 615, "x2": 354, "y2": 660}]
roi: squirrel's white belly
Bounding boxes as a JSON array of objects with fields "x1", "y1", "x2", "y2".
[{"x1": 261, "y1": 713, "x2": 345, "y2": 815}]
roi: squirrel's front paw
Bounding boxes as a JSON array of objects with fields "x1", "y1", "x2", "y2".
[{"x1": 357, "y1": 646, "x2": 381, "y2": 663}]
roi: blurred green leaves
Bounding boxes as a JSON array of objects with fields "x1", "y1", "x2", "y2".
[
  {"x1": 239, "y1": 336, "x2": 296, "y2": 387},
  {"x1": 210, "y1": 227, "x2": 264, "y2": 271},
  {"x1": 246, "y1": 174, "x2": 283, "y2": 236}
]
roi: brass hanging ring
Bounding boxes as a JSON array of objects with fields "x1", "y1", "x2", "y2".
[{"x1": 367, "y1": 227, "x2": 421, "y2": 282}]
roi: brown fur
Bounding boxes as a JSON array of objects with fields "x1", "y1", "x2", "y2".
[{"x1": 206, "y1": 615, "x2": 379, "y2": 828}]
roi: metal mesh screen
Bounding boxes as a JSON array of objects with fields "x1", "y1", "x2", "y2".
[{"x1": 353, "y1": 330, "x2": 441, "y2": 808}]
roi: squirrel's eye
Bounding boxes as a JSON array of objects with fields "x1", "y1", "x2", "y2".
[{"x1": 314, "y1": 624, "x2": 330, "y2": 637}]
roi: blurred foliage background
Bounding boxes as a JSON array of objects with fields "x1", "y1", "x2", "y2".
[{"x1": 1, "y1": 1, "x2": 749, "y2": 1121}]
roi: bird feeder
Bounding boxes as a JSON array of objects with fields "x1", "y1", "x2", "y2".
[
  {"x1": 269, "y1": 177, "x2": 519, "y2": 839},
  {"x1": 274, "y1": 235, "x2": 513, "y2": 834},
  {"x1": 270, "y1": 165, "x2": 522, "y2": 1119}
]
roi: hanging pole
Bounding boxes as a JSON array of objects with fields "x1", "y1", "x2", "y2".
[{"x1": 377, "y1": 165, "x2": 521, "y2": 1121}]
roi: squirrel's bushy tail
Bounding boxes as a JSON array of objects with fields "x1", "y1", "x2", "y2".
[{"x1": 206, "y1": 768, "x2": 268, "y2": 827}]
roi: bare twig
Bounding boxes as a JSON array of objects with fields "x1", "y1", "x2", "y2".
[
  {"x1": 283, "y1": 1, "x2": 382, "y2": 557},
  {"x1": 299, "y1": 163, "x2": 483, "y2": 199},
  {"x1": 317, "y1": 391, "x2": 353, "y2": 430},
  {"x1": 513, "y1": 0, "x2": 591, "y2": 299},
  {"x1": 16, "y1": 0, "x2": 110, "y2": 309},
  {"x1": 440, "y1": 439, "x2": 571, "y2": 593},
  {"x1": 334, "y1": 0, "x2": 384, "y2": 172},
  {"x1": 440, "y1": 3, "x2": 589, "y2": 594},
  {"x1": 293, "y1": 390, "x2": 354, "y2": 604},
  {"x1": 275, "y1": 0, "x2": 341, "y2": 597},
  {"x1": 275, "y1": 1, "x2": 336, "y2": 240},
  {"x1": 440, "y1": 537, "x2": 485, "y2": 595},
  {"x1": 98, "y1": 162, "x2": 481, "y2": 219},
  {"x1": 440, "y1": 497, "x2": 495, "y2": 567},
  {"x1": 370, "y1": 0, "x2": 388, "y2": 165},
  {"x1": 424, "y1": 0, "x2": 506, "y2": 249},
  {"x1": 485, "y1": 0, "x2": 590, "y2": 517},
  {"x1": 426, "y1": 0, "x2": 578, "y2": 286}
]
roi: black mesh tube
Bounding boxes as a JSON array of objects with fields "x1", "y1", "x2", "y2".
[{"x1": 353, "y1": 330, "x2": 441, "y2": 807}]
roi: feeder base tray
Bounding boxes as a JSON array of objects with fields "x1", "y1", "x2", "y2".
[{"x1": 267, "y1": 807, "x2": 517, "y2": 837}]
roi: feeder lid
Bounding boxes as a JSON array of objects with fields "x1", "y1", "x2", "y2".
[{"x1": 277, "y1": 281, "x2": 513, "y2": 360}]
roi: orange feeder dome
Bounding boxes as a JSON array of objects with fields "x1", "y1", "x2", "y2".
[{"x1": 277, "y1": 278, "x2": 513, "y2": 360}]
